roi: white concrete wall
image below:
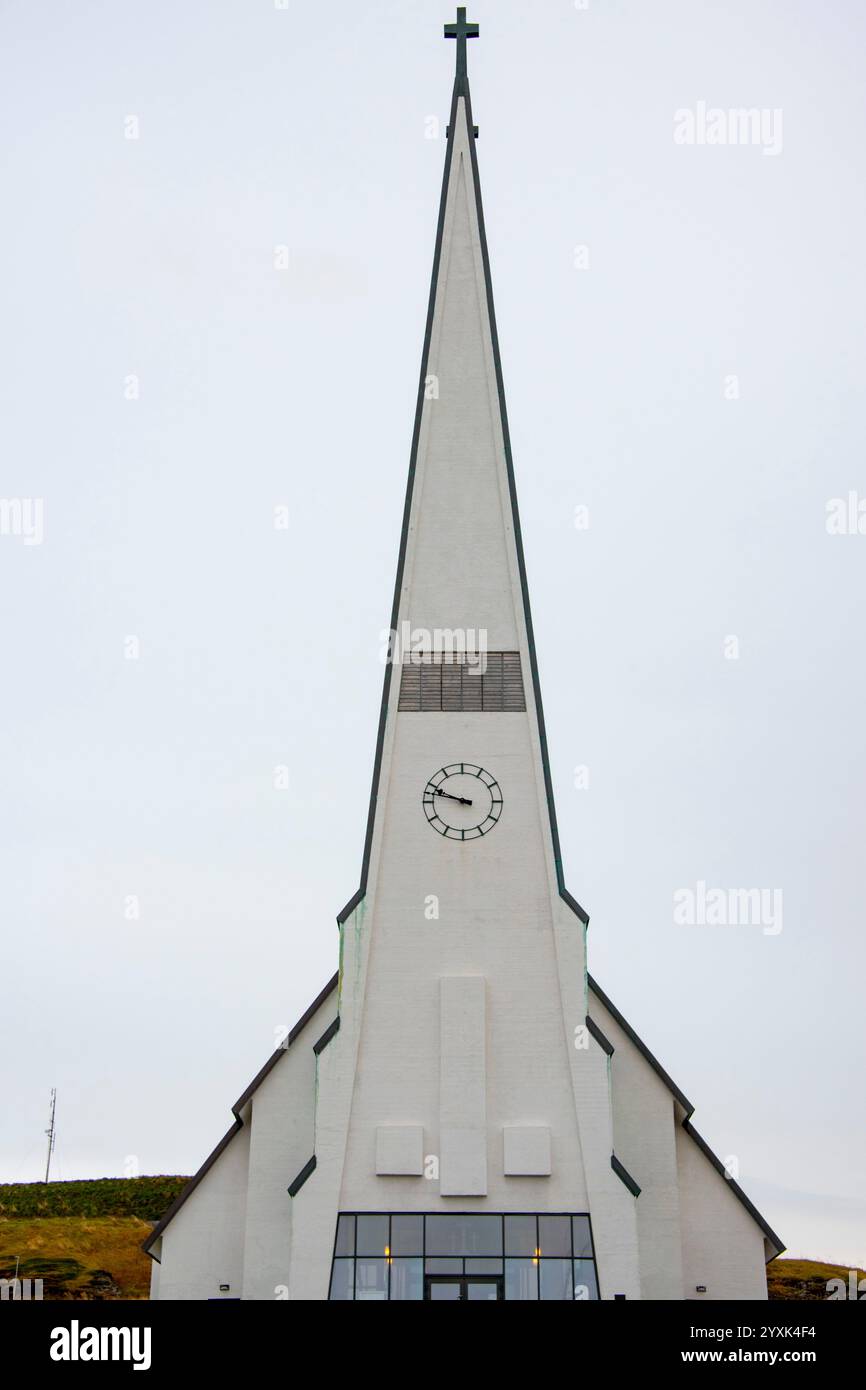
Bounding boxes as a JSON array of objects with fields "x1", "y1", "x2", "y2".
[
  {"x1": 676, "y1": 1124, "x2": 768, "y2": 1300},
  {"x1": 151, "y1": 992, "x2": 334, "y2": 1300},
  {"x1": 589, "y1": 994, "x2": 685, "y2": 1299},
  {"x1": 337, "y1": 714, "x2": 593, "y2": 1216},
  {"x1": 240, "y1": 994, "x2": 335, "y2": 1299},
  {"x1": 155, "y1": 1122, "x2": 250, "y2": 1301}
]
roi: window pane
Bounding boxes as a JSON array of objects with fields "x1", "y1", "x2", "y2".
[
  {"x1": 390, "y1": 1213, "x2": 423, "y2": 1256},
  {"x1": 573, "y1": 1259, "x2": 600, "y2": 1300},
  {"x1": 425, "y1": 1258, "x2": 462, "y2": 1274},
  {"x1": 538, "y1": 1215, "x2": 571, "y2": 1257},
  {"x1": 334, "y1": 1214, "x2": 355, "y2": 1257},
  {"x1": 356, "y1": 1214, "x2": 389, "y2": 1257},
  {"x1": 467, "y1": 1281, "x2": 499, "y2": 1300},
  {"x1": 465, "y1": 1258, "x2": 503, "y2": 1274},
  {"x1": 504, "y1": 1214, "x2": 537, "y2": 1257},
  {"x1": 572, "y1": 1216, "x2": 593, "y2": 1259},
  {"x1": 389, "y1": 1257, "x2": 423, "y2": 1301},
  {"x1": 540, "y1": 1259, "x2": 572, "y2": 1300},
  {"x1": 429, "y1": 1281, "x2": 461, "y2": 1300},
  {"x1": 355, "y1": 1257, "x2": 388, "y2": 1300},
  {"x1": 426, "y1": 1214, "x2": 502, "y2": 1256},
  {"x1": 505, "y1": 1258, "x2": 539, "y2": 1300},
  {"x1": 328, "y1": 1258, "x2": 354, "y2": 1300}
]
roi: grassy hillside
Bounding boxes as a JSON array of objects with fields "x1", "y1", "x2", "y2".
[
  {"x1": 0, "y1": 1177, "x2": 190, "y2": 1300},
  {"x1": 767, "y1": 1258, "x2": 866, "y2": 1301},
  {"x1": 0, "y1": 1175, "x2": 189, "y2": 1222},
  {"x1": 0, "y1": 1215, "x2": 154, "y2": 1299}
]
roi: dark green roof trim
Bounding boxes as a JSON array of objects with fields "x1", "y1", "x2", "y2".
[
  {"x1": 683, "y1": 1119, "x2": 785, "y2": 1258},
  {"x1": 588, "y1": 974, "x2": 693, "y2": 1116},
  {"x1": 233, "y1": 973, "x2": 339, "y2": 1112},
  {"x1": 338, "y1": 40, "x2": 588, "y2": 931},
  {"x1": 589, "y1": 974, "x2": 785, "y2": 1259},
  {"x1": 143, "y1": 974, "x2": 339, "y2": 1259},
  {"x1": 142, "y1": 1119, "x2": 242, "y2": 1262},
  {"x1": 288, "y1": 1155, "x2": 317, "y2": 1198},
  {"x1": 611, "y1": 1153, "x2": 641, "y2": 1197}
]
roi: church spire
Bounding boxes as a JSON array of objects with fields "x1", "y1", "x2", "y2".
[{"x1": 339, "y1": 8, "x2": 587, "y2": 929}]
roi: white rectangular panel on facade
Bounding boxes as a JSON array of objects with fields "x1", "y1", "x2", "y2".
[
  {"x1": 439, "y1": 976, "x2": 487, "y2": 1194},
  {"x1": 375, "y1": 1125, "x2": 424, "y2": 1176},
  {"x1": 503, "y1": 1125, "x2": 552, "y2": 1176},
  {"x1": 440, "y1": 1127, "x2": 488, "y2": 1196}
]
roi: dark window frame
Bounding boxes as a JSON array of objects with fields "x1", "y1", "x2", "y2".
[{"x1": 327, "y1": 1211, "x2": 599, "y2": 1301}]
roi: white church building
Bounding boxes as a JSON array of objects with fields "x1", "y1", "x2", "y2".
[{"x1": 145, "y1": 10, "x2": 783, "y2": 1302}]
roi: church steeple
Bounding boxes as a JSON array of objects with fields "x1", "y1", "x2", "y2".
[
  {"x1": 339, "y1": 7, "x2": 587, "y2": 929},
  {"x1": 145, "y1": 10, "x2": 784, "y2": 1304}
]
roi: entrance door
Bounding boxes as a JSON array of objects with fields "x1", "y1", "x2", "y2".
[{"x1": 425, "y1": 1276, "x2": 503, "y2": 1301}]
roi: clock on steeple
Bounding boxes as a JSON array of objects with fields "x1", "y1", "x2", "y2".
[{"x1": 422, "y1": 764, "x2": 503, "y2": 840}]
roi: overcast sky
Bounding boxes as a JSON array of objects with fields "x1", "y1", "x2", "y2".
[{"x1": 1, "y1": 0, "x2": 864, "y2": 1267}]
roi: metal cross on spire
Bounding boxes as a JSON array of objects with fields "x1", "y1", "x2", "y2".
[{"x1": 444, "y1": 7, "x2": 479, "y2": 83}]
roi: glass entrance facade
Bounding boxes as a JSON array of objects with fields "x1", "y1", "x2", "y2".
[{"x1": 328, "y1": 1212, "x2": 600, "y2": 1301}]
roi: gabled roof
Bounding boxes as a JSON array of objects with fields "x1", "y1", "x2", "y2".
[
  {"x1": 588, "y1": 974, "x2": 784, "y2": 1260},
  {"x1": 142, "y1": 973, "x2": 338, "y2": 1259}
]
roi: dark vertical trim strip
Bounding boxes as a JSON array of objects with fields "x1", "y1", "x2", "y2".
[
  {"x1": 337, "y1": 78, "x2": 463, "y2": 926},
  {"x1": 460, "y1": 84, "x2": 588, "y2": 926}
]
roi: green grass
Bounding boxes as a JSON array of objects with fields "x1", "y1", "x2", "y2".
[
  {"x1": 767, "y1": 1258, "x2": 866, "y2": 1301},
  {"x1": 0, "y1": 1175, "x2": 189, "y2": 1222}
]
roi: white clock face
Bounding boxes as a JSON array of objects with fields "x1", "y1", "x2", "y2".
[{"x1": 422, "y1": 764, "x2": 503, "y2": 840}]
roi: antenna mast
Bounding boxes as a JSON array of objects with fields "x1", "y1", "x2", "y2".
[{"x1": 44, "y1": 1088, "x2": 56, "y2": 1183}]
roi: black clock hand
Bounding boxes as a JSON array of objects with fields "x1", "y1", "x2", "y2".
[{"x1": 434, "y1": 789, "x2": 473, "y2": 806}]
